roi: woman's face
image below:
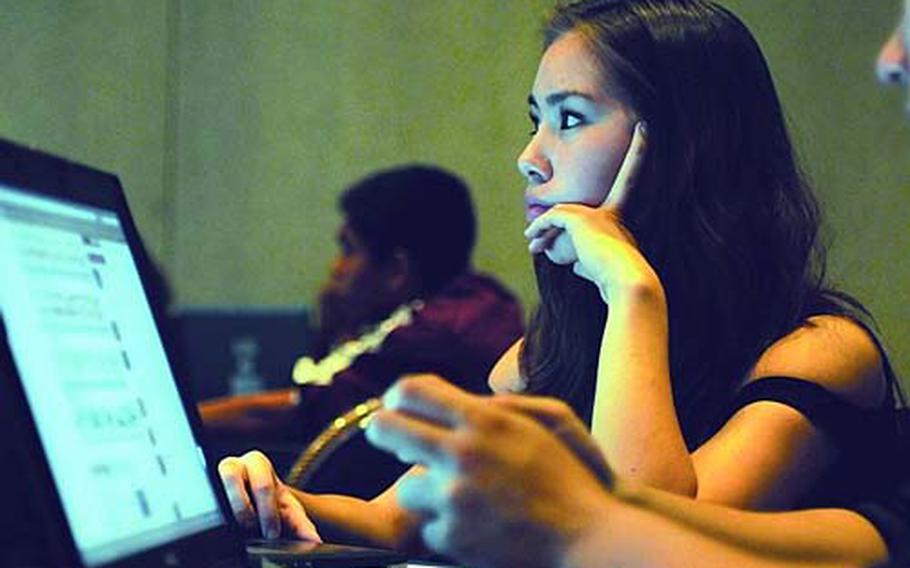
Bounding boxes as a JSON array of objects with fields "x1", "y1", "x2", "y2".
[{"x1": 517, "y1": 31, "x2": 637, "y2": 223}]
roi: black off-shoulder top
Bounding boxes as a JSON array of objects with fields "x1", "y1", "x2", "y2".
[{"x1": 722, "y1": 375, "x2": 902, "y2": 510}]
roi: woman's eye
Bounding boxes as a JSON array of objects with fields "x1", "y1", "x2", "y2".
[
  {"x1": 560, "y1": 111, "x2": 584, "y2": 130},
  {"x1": 528, "y1": 113, "x2": 540, "y2": 136}
]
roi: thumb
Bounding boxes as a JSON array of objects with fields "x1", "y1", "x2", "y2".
[{"x1": 278, "y1": 489, "x2": 322, "y2": 542}]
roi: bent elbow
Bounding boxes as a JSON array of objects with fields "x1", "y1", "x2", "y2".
[{"x1": 620, "y1": 459, "x2": 698, "y2": 498}]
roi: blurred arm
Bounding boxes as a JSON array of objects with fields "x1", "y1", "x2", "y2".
[{"x1": 198, "y1": 388, "x2": 300, "y2": 435}]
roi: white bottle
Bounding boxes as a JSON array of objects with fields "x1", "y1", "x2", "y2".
[{"x1": 228, "y1": 335, "x2": 265, "y2": 395}]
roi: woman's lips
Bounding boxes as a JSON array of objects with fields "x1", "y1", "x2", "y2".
[{"x1": 525, "y1": 203, "x2": 551, "y2": 222}]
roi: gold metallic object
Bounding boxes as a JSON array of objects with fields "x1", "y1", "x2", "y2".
[{"x1": 285, "y1": 398, "x2": 383, "y2": 488}]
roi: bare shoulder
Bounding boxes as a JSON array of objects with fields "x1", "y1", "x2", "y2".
[
  {"x1": 747, "y1": 315, "x2": 886, "y2": 409},
  {"x1": 488, "y1": 338, "x2": 526, "y2": 394}
]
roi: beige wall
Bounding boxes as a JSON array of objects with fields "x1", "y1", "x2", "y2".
[
  {"x1": 169, "y1": 0, "x2": 550, "y2": 308},
  {"x1": 0, "y1": 1, "x2": 171, "y2": 257},
  {"x1": 725, "y1": 1, "x2": 910, "y2": 382},
  {"x1": 1, "y1": 1, "x2": 908, "y2": 382}
]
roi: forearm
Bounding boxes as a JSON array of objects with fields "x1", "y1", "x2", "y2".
[
  {"x1": 595, "y1": 480, "x2": 889, "y2": 568},
  {"x1": 563, "y1": 497, "x2": 867, "y2": 568},
  {"x1": 292, "y1": 489, "x2": 422, "y2": 552},
  {"x1": 198, "y1": 388, "x2": 300, "y2": 434},
  {"x1": 591, "y1": 283, "x2": 695, "y2": 495}
]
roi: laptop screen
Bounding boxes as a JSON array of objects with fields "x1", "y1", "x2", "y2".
[{"x1": 0, "y1": 183, "x2": 224, "y2": 566}]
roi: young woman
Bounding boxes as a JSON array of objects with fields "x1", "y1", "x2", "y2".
[
  {"x1": 491, "y1": 0, "x2": 902, "y2": 509},
  {"x1": 219, "y1": 0, "x2": 902, "y2": 549}
]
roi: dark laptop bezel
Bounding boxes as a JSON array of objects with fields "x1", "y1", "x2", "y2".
[{"x1": 0, "y1": 138, "x2": 247, "y2": 568}]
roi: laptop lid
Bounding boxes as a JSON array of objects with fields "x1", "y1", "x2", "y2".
[
  {"x1": 0, "y1": 139, "x2": 408, "y2": 568},
  {"x1": 170, "y1": 305, "x2": 314, "y2": 401},
  {"x1": 0, "y1": 139, "x2": 247, "y2": 568}
]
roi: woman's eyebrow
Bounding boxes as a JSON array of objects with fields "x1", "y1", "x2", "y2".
[{"x1": 528, "y1": 90, "x2": 597, "y2": 109}]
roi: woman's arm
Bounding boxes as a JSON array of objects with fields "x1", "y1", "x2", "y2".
[
  {"x1": 199, "y1": 388, "x2": 300, "y2": 435},
  {"x1": 293, "y1": 468, "x2": 425, "y2": 551},
  {"x1": 589, "y1": 281, "x2": 696, "y2": 495},
  {"x1": 691, "y1": 315, "x2": 886, "y2": 509},
  {"x1": 365, "y1": 374, "x2": 891, "y2": 568},
  {"x1": 525, "y1": 124, "x2": 696, "y2": 495},
  {"x1": 593, "y1": 308, "x2": 886, "y2": 508},
  {"x1": 534, "y1": 232, "x2": 885, "y2": 506},
  {"x1": 487, "y1": 388, "x2": 891, "y2": 566},
  {"x1": 218, "y1": 451, "x2": 422, "y2": 550},
  {"x1": 577, "y1": 479, "x2": 889, "y2": 568},
  {"x1": 565, "y1": 490, "x2": 887, "y2": 568},
  {"x1": 489, "y1": 287, "x2": 696, "y2": 496}
]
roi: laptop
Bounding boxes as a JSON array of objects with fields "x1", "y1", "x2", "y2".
[
  {"x1": 0, "y1": 139, "x2": 407, "y2": 568},
  {"x1": 170, "y1": 305, "x2": 314, "y2": 401}
]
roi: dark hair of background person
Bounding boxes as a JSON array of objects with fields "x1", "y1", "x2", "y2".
[
  {"x1": 340, "y1": 165, "x2": 477, "y2": 296},
  {"x1": 519, "y1": 0, "x2": 903, "y2": 446}
]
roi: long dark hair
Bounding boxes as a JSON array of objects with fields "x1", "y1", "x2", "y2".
[{"x1": 520, "y1": 0, "x2": 888, "y2": 446}]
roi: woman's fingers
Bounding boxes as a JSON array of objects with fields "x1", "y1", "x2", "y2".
[
  {"x1": 489, "y1": 394, "x2": 574, "y2": 427},
  {"x1": 277, "y1": 490, "x2": 322, "y2": 542},
  {"x1": 601, "y1": 121, "x2": 648, "y2": 212},
  {"x1": 525, "y1": 211, "x2": 563, "y2": 241},
  {"x1": 242, "y1": 450, "x2": 283, "y2": 539},
  {"x1": 382, "y1": 374, "x2": 475, "y2": 428},
  {"x1": 528, "y1": 227, "x2": 562, "y2": 254},
  {"x1": 524, "y1": 202, "x2": 601, "y2": 244},
  {"x1": 218, "y1": 456, "x2": 258, "y2": 530},
  {"x1": 396, "y1": 468, "x2": 442, "y2": 514},
  {"x1": 220, "y1": 451, "x2": 319, "y2": 541},
  {"x1": 366, "y1": 408, "x2": 454, "y2": 468},
  {"x1": 525, "y1": 208, "x2": 581, "y2": 264}
]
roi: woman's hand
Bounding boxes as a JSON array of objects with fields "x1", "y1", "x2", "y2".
[
  {"x1": 365, "y1": 375, "x2": 611, "y2": 568},
  {"x1": 218, "y1": 450, "x2": 321, "y2": 542},
  {"x1": 524, "y1": 122, "x2": 659, "y2": 303}
]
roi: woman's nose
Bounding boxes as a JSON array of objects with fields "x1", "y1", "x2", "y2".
[
  {"x1": 877, "y1": 28, "x2": 909, "y2": 86},
  {"x1": 516, "y1": 136, "x2": 552, "y2": 185}
]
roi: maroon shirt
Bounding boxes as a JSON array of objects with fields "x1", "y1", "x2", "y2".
[{"x1": 295, "y1": 272, "x2": 524, "y2": 441}]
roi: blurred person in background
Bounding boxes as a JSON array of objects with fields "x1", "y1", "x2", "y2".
[{"x1": 200, "y1": 165, "x2": 523, "y2": 496}]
